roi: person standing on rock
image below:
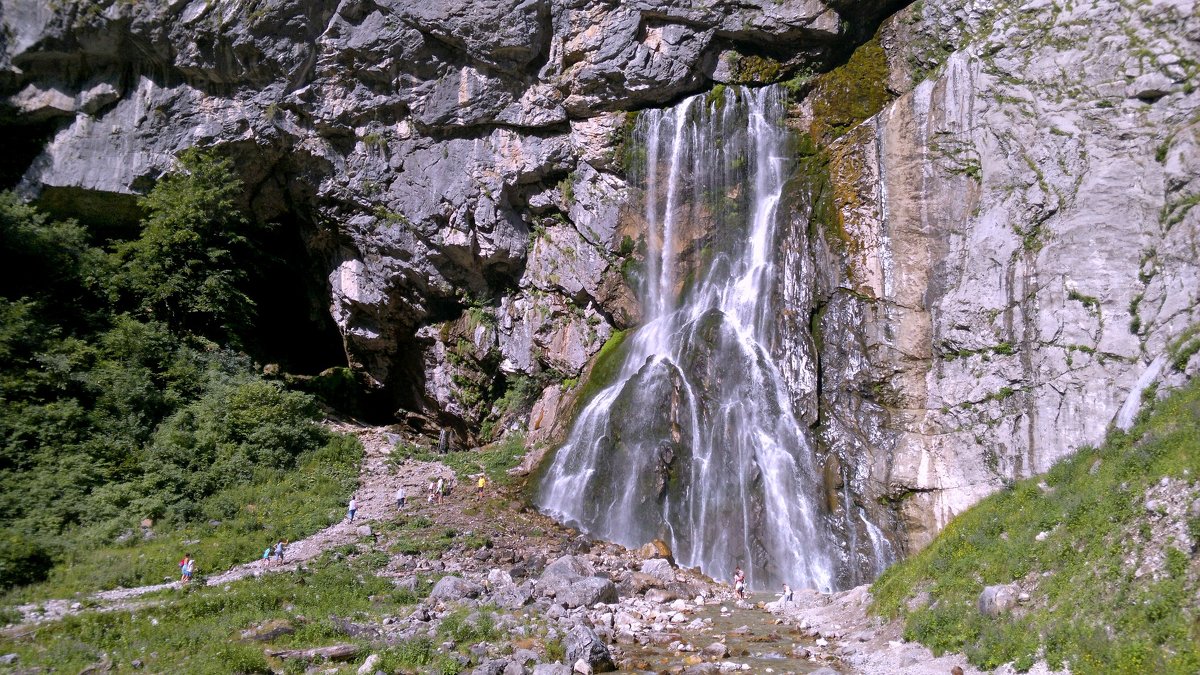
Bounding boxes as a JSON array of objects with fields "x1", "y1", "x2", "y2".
[
  {"x1": 733, "y1": 567, "x2": 746, "y2": 599},
  {"x1": 476, "y1": 474, "x2": 486, "y2": 500},
  {"x1": 436, "y1": 476, "x2": 445, "y2": 505},
  {"x1": 395, "y1": 485, "x2": 406, "y2": 509},
  {"x1": 781, "y1": 583, "x2": 793, "y2": 602},
  {"x1": 347, "y1": 496, "x2": 358, "y2": 521}
]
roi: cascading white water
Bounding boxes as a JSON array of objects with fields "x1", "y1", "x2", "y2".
[{"x1": 537, "y1": 87, "x2": 838, "y2": 592}]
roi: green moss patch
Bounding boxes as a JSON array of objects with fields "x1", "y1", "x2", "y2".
[{"x1": 808, "y1": 34, "x2": 893, "y2": 143}]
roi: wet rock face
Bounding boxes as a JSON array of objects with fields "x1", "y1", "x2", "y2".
[
  {"x1": 0, "y1": 0, "x2": 899, "y2": 436},
  {"x1": 804, "y1": 0, "x2": 1200, "y2": 555}
]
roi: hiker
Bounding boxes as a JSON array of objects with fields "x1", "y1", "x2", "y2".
[
  {"x1": 733, "y1": 567, "x2": 746, "y2": 599},
  {"x1": 395, "y1": 485, "x2": 406, "y2": 509},
  {"x1": 476, "y1": 474, "x2": 486, "y2": 500},
  {"x1": 179, "y1": 554, "x2": 191, "y2": 582},
  {"x1": 182, "y1": 555, "x2": 195, "y2": 583},
  {"x1": 781, "y1": 583, "x2": 793, "y2": 603},
  {"x1": 274, "y1": 540, "x2": 286, "y2": 564},
  {"x1": 347, "y1": 496, "x2": 358, "y2": 521},
  {"x1": 261, "y1": 546, "x2": 271, "y2": 567},
  {"x1": 427, "y1": 477, "x2": 436, "y2": 503},
  {"x1": 435, "y1": 476, "x2": 445, "y2": 505}
]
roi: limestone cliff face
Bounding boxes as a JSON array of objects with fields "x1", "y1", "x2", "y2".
[
  {"x1": 2, "y1": 0, "x2": 1198, "y2": 563},
  {"x1": 0, "y1": 0, "x2": 901, "y2": 441},
  {"x1": 804, "y1": 0, "x2": 1200, "y2": 554}
]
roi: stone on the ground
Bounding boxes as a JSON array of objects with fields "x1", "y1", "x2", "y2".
[
  {"x1": 573, "y1": 659, "x2": 593, "y2": 675},
  {"x1": 240, "y1": 619, "x2": 296, "y2": 641},
  {"x1": 532, "y1": 664, "x2": 572, "y2": 675},
  {"x1": 543, "y1": 555, "x2": 596, "y2": 579},
  {"x1": 265, "y1": 644, "x2": 360, "y2": 661},
  {"x1": 640, "y1": 558, "x2": 674, "y2": 583},
  {"x1": 357, "y1": 653, "x2": 381, "y2": 675},
  {"x1": 701, "y1": 641, "x2": 728, "y2": 658},
  {"x1": 565, "y1": 625, "x2": 615, "y2": 673},
  {"x1": 560, "y1": 577, "x2": 618, "y2": 608},
  {"x1": 356, "y1": 525, "x2": 374, "y2": 537},
  {"x1": 430, "y1": 575, "x2": 483, "y2": 603},
  {"x1": 977, "y1": 583, "x2": 1019, "y2": 617},
  {"x1": 0, "y1": 654, "x2": 17, "y2": 665}
]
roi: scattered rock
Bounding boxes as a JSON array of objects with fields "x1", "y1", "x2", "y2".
[
  {"x1": 565, "y1": 625, "x2": 615, "y2": 673},
  {"x1": 977, "y1": 584, "x2": 1019, "y2": 617},
  {"x1": 240, "y1": 619, "x2": 296, "y2": 642},
  {"x1": 266, "y1": 644, "x2": 361, "y2": 662},
  {"x1": 357, "y1": 653, "x2": 381, "y2": 675},
  {"x1": 0, "y1": 654, "x2": 17, "y2": 665},
  {"x1": 430, "y1": 575, "x2": 483, "y2": 603},
  {"x1": 701, "y1": 641, "x2": 729, "y2": 658},
  {"x1": 356, "y1": 525, "x2": 374, "y2": 537}
]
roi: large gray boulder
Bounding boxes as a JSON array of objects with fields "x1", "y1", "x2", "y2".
[
  {"x1": 559, "y1": 576, "x2": 618, "y2": 609},
  {"x1": 429, "y1": 575, "x2": 483, "y2": 603},
  {"x1": 564, "y1": 625, "x2": 615, "y2": 674}
]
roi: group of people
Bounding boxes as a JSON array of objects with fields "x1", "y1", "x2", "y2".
[
  {"x1": 260, "y1": 539, "x2": 288, "y2": 566},
  {"x1": 178, "y1": 554, "x2": 195, "y2": 583},
  {"x1": 344, "y1": 473, "x2": 489, "y2": 522},
  {"x1": 731, "y1": 566, "x2": 794, "y2": 603}
]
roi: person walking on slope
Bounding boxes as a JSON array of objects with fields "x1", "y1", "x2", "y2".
[
  {"x1": 476, "y1": 474, "x2": 486, "y2": 500},
  {"x1": 182, "y1": 555, "x2": 195, "y2": 583},
  {"x1": 274, "y1": 540, "x2": 286, "y2": 564},
  {"x1": 262, "y1": 546, "x2": 271, "y2": 568},
  {"x1": 427, "y1": 477, "x2": 436, "y2": 503},
  {"x1": 179, "y1": 554, "x2": 191, "y2": 583},
  {"x1": 395, "y1": 486, "x2": 406, "y2": 509},
  {"x1": 435, "y1": 476, "x2": 445, "y2": 505},
  {"x1": 347, "y1": 496, "x2": 358, "y2": 521}
]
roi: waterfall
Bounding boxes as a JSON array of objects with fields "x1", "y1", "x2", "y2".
[{"x1": 536, "y1": 86, "x2": 838, "y2": 592}]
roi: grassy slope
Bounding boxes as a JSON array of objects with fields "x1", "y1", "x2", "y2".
[
  {"x1": 1, "y1": 436, "x2": 362, "y2": 604},
  {"x1": 872, "y1": 379, "x2": 1200, "y2": 673}
]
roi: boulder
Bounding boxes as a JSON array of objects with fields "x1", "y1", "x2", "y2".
[
  {"x1": 977, "y1": 584, "x2": 1019, "y2": 617},
  {"x1": 640, "y1": 558, "x2": 674, "y2": 583},
  {"x1": 564, "y1": 625, "x2": 615, "y2": 673},
  {"x1": 430, "y1": 575, "x2": 483, "y2": 603},
  {"x1": 559, "y1": 577, "x2": 618, "y2": 608},
  {"x1": 532, "y1": 665, "x2": 572, "y2": 675}
]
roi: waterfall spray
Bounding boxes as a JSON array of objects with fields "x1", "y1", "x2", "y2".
[{"x1": 537, "y1": 87, "x2": 841, "y2": 591}]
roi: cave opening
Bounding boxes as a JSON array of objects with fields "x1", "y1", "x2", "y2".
[{"x1": 243, "y1": 211, "x2": 346, "y2": 377}]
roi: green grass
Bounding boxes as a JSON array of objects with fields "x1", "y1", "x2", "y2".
[
  {"x1": 392, "y1": 431, "x2": 526, "y2": 488},
  {"x1": 872, "y1": 378, "x2": 1200, "y2": 673},
  {"x1": 2, "y1": 436, "x2": 362, "y2": 603},
  {"x1": 0, "y1": 550, "x2": 426, "y2": 673}
]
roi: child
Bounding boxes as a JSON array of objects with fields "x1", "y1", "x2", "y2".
[
  {"x1": 476, "y1": 475, "x2": 486, "y2": 500},
  {"x1": 179, "y1": 554, "x2": 190, "y2": 582},
  {"x1": 262, "y1": 546, "x2": 271, "y2": 567},
  {"x1": 182, "y1": 555, "x2": 195, "y2": 583}
]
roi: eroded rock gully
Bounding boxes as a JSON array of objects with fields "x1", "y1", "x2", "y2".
[{"x1": 3, "y1": 0, "x2": 1199, "y2": 577}]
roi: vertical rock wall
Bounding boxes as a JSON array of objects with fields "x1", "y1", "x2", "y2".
[{"x1": 805, "y1": 0, "x2": 1200, "y2": 554}]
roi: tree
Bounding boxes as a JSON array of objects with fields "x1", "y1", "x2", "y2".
[{"x1": 116, "y1": 149, "x2": 256, "y2": 344}]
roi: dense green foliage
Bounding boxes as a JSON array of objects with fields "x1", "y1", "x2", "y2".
[
  {"x1": 0, "y1": 151, "x2": 355, "y2": 593},
  {"x1": 872, "y1": 378, "x2": 1200, "y2": 673}
]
